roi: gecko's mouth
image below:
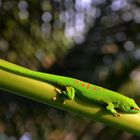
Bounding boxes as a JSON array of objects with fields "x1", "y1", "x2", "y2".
[
  {"x1": 133, "y1": 108, "x2": 140, "y2": 111},
  {"x1": 129, "y1": 107, "x2": 140, "y2": 113}
]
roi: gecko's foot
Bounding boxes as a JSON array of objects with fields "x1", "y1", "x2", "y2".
[
  {"x1": 106, "y1": 103, "x2": 120, "y2": 117},
  {"x1": 54, "y1": 87, "x2": 75, "y2": 104},
  {"x1": 114, "y1": 113, "x2": 120, "y2": 117}
]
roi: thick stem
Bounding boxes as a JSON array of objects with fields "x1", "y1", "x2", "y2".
[{"x1": 0, "y1": 59, "x2": 140, "y2": 136}]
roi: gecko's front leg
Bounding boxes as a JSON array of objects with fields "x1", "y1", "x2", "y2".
[
  {"x1": 53, "y1": 86, "x2": 75, "y2": 104},
  {"x1": 106, "y1": 103, "x2": 120, "y2": 117}
]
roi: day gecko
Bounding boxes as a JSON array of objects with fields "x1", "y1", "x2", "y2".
[{"x1": 0, "y1": 59, "x2": 140, "y2": 116}]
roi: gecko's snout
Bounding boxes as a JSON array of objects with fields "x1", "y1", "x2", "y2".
[
  {"x1": 130, "y1": 107, "x2": 140, "y2": 113},
  {"x1": 132, "y1": 107, "x2": 140, "y2": 111},
  {"x1": 123, "y1": 106, "x2": 140, "y2": 113}
]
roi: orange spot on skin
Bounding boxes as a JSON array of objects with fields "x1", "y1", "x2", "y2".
[
  {"x1": 93, "y1": 87, "x2": 96, "y2": 90},
  {"x1": 81, "y1": 83, "x2": 84, "y2": 87},
  {"x1": 86, "y1": 84, "x2": 90, "y2": 89}
]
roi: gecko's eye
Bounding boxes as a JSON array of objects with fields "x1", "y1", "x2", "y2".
[{"x1": 131, "y1": 107, "x2": 134, "y2": 110}]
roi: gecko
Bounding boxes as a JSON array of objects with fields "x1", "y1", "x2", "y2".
[{"x1": 0, "y1": 59, "x2": 140, "y2": 117}]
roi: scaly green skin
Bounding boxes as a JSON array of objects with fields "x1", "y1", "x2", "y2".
[{"x1": 0, "y1": 59, "x2": 140, "y2": 116}]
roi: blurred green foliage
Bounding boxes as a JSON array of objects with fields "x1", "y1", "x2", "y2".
[{"x1": 0, "y1": 0, "x2": 140, "y2": 139}]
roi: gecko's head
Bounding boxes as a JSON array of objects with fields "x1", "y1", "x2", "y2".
[{"x1": 120, "y1": 98, "x2": 140, "y2": 113}]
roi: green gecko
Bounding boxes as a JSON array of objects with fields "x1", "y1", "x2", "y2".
[{"x1": 0, "y1": 59, "x2": 140, "y2": 117}]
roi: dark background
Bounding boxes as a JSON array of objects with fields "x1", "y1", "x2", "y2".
[{"x1": 0, "y1": 0, "x2": 140, "y2": 139}]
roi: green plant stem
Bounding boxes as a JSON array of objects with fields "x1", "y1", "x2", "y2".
[{"x1": 0, "y1": 60, "x2": 140, "y2": 136}]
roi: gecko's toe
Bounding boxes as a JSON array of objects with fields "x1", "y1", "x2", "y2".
[
  {"x1": 114, "y1": 113, "x2": 120, "y2": 117},
  {"x1": 54, "y1": 88, "x2": 62, "y2": 94}
]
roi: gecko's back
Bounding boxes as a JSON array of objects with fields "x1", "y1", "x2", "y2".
[{"x1": 69, "y1": 78, "x2": 129, "y2": 105}]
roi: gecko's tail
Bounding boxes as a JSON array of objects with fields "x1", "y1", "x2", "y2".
[{"x1": 0, "y1": 59, "x2": 73, "y2": 86}]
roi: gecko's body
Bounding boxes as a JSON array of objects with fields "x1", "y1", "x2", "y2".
[{"x1": 0, "y1": 59, "x2": 140, "y2": 116}]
